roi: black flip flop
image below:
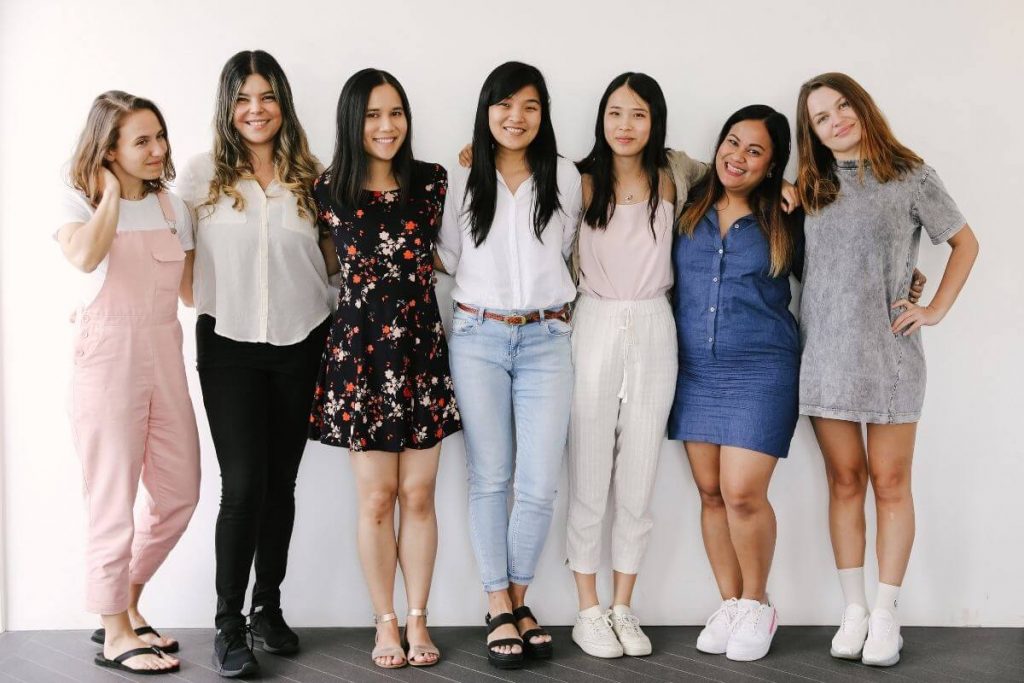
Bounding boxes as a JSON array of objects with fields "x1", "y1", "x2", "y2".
[
  {"x1": 513, "y1": 605, "x2": 553, "y2": 659},
  {"x1": 91, "y1": 626, "x2": 180, "y2": 653},
  {"x1": 485, "y1": 612, "x2": 525, "y2": 669},
  {"x1": 94, "y1": 646, "x2": 180, "y2": 675}
]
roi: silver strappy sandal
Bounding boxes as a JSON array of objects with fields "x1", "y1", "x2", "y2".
[
  {"x1": 403, "y1": 608, "x2": 441, "y2": 667},
  {"x1": 371, "y1": 613, "x2": 407, "y2": 669}
]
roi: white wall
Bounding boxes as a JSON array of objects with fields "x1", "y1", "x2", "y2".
[{"x1": 2, "y1": 0, "x2": 1022, "y2": 630}]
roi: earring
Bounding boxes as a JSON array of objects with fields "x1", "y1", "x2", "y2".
[{"x1": 767, "y1": 168, "x2": 774, "y2": 178}]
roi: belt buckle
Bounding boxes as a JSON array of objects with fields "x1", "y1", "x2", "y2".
[{"x1": 506, "y1": 314, "x2": 528, "y2": 326}]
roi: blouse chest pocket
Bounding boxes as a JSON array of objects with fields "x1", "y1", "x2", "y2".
[{"x1": 279, "y1": 194, "x2": 318, "y2": 240}]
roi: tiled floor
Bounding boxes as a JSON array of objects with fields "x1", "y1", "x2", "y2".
[{"x1": 0, "y1": 626, "x2": 1021, "y2": 682}]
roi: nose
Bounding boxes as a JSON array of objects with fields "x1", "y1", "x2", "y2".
[
  {"x1": 507, "y1": 105, "x2": 526, "y2": 123},
  {"x1": 247, "y1": 98, "x2": 264, "y2": 114},
  {"x1": 379, "y1": 114, "x2": 396, "y2": 132}
]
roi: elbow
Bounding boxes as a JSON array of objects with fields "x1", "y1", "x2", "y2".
[{"x1": 72, "y1": 254, "x2": 101, "y2": 274}]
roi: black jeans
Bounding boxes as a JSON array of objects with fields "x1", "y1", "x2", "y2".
[{"x1": 196, "y1": 315, "x2": 328, "y2": 630}]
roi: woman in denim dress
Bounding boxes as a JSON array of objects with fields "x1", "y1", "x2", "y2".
[{"x1": 795, "y1": 72, "x2": 979, "y2": 667}]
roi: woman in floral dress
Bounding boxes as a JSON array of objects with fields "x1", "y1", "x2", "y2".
[{"x1": 308, "y1": 68, "x2": 460, "y2": 670}]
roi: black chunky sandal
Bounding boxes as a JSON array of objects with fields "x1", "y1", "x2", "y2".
[
  {"x1": 513, "y1": 605, "x2": 553, "y2": 659},
  {"x1": 485, "y1": 612, "x2": 525, "y2": 669}
]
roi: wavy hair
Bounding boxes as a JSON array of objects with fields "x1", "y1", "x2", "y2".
[
  {"x1": 69, "y1": 90, "x2": 174, "y2": 206},
  {"x1": 205, "y1": 50, "x2": 319, "y2": 218},
  {"x1": 678, "y1": 105, "x2": 796, "y2": 277},
  {"x1": 577, "y1": 72, "x2": 668, "y2": 237},
  {"x1": 796, "y1": 72, "x2": 922, "y2": 213}
]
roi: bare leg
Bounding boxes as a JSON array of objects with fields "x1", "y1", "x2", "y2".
[
  {"x1": 686, "y1": 442, "x2": 742, "y2": 599},
  {"x1": 719, "y1": 447, "x2": 778, "y2": 602},
  {"x1": 350, "y1": 450, "x2": 403, "y2": 667},
  {"x1": 866, "y1": 423, "x2": 917, "y2": 585},
  {"x1": 486, "y1": 588, "x2": 522, "y2": 655},
  {"x1": 396, "y1": 444, "x2": 441, "y2": 664},
  {"x1": 611, "y1": 571, "x2": 638, "y2": 607},
  {"x1": 125, "y1": 583, "x2": 177, "y2": 650},
  {"x1": 573, "y1": 571, "x2": 600, "y2": 610},
  {"x1": 811, "y1": 417, "x2": 869, "y2": 570}
]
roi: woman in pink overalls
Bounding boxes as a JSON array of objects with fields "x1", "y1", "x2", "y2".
[{"x1": 56, "y1": 91, "x2": 201, "y2": 675}]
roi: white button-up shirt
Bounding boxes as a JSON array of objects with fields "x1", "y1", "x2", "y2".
[
  {"x1": 436, "y1": 156, "x2": 582, "y2": 311},
  {"x1": 177, "y1": 153, "x2": 331, "y2": 345}
]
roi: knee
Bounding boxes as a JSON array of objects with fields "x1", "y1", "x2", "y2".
[
  {"x1": 695, "y1": 482, "x2": 726, "y2": 510},
  {"x1": 721, "y1": 484, "x2": 766, "y2": 518},
  {"x1": 362, "y1": 487, "x2": 398, "y2": 523},
  {"x1": 515, "y1": 480, "x2": 558, "y2": 510},
  {"x1": 398, "y1": 483, "x2": 435, "y2": 518},
  {"x1": 220, "y1": 475, "x2": 265, "y2": 515},
  {"x1": 870, "y1": 470, "x2": 911, "y2": 506},
  {"x1": 828, "y1": 466, "x2": 869, "y2": 502}
]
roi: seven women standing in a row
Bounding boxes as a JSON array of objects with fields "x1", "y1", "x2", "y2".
[{"x1": 57, "y1": 53, "x2": 976, "y2": 677}]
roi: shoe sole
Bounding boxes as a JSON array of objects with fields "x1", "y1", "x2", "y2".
[
  {"x1": 252, "y1": 634, "x2": 299, "y2": 656},
  {"x1": 862, "y1": 636, "x2": 903, "y2": 667},
  {"x1": 572, "y1": 634, "x2": 623, "y2": 658},
  {"x1": 212, "y1": 659, "x2": 260, "y2": 678},
  {"x1": 830, "y1": 646, "x2": 863, "y2": 660},
  {"x1": 696, "y1": 639, "x2": 726, "y2": 655},
  {"x1": 621, "y1": 643, "x2": 652, "y2": 657}
]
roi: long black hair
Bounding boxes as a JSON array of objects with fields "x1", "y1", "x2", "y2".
[
  {"x1": 465, "y1": 61, "x2": 561, "y2": 246},
  {"x1": 577, "y1": 72, "x2": 668, "y2": 236},
  {"x1": 678, "y1": 104, "x2": 795, "y2": 276},
  {"x1": 327, "y1": 68, "x2": 414, "y2": 209}
]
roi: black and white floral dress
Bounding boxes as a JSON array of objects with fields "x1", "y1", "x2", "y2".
[{"x1": 308, "y1": 161, "x2": 461, "y2": 452}]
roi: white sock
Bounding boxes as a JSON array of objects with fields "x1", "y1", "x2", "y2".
[
  {"x1": 579, "y1": 605, "x2": 604, "y2": 618},
  {"x1": 838, "y1": 567, "x2": 869, "y2": 611},
  {"x1": 874, "y1": 583, "x2": 901, "y2": 618},
  {"x1": 611, "y1": 604, "x2": 632, "y2": 616}
]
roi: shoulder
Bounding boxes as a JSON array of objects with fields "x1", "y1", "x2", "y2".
[
  {"x1": 556, "y1": 156, "x2": 582, "y2": 189},
  {"x1": 181, "y1": 152, "x2": 215, "y2": 179},
  {"x1": 446, "y1": 161, "x2": 470, "y2": 193},
  {"x1": 412, "y1": 160, "x2": 447, "y2": 186},
  {"x1": 59, "y1": 187, "x2": 93, "y2": 222},
  {"x1": 164, "y1": 190, "x2": 189, "y2": 214}
]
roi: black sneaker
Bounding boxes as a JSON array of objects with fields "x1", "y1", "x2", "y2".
[
  {"x1": 249, "y1": 605, "x2": 300, "y2": 655},
  {"x1": 213, "y1": 624, "x2": 260, "y2": 678}
]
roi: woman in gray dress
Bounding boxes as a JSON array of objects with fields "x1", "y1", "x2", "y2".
[{"x1": 795, "y1": 72, "x2": 979, "y2": 668}]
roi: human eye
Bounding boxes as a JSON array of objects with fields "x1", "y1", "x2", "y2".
[
  {"x1": 366, "y1": 111, "x2": 378, "y2": 119},
  {"x1": 634, "y1": 112, "x2": 647, "y2": 119},
  {"x1": 392, "y1": 108, "x2": 404, "y2": 117},
  {"x1": 838, "y1": 100, "x2": 850, "y2": 110},
  {"x1": 749, "y1": 148, "x2": 761, "y2": 157}
]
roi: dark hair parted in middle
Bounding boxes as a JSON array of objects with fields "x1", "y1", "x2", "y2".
[
  {"x1": 678, "y1": 104, "x2": 797, "y2": 277},
  {"x1": 577, "y1": 72, "x2": 668, "y2": 236},
  {"x1": 327, "y1": 68, "x2": 415, "y2": 210},
  {"x1": 465, "y1": 61, "x2": 562, "y2": 246}
]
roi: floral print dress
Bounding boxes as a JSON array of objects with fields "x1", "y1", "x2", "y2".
[{"x1": 308, "y1": 161, "x2": 461, "y2": 452}]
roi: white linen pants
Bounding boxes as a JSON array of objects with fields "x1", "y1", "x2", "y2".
[{"x1": 566, "y1": 294, "x2": 677, "y2": 574}]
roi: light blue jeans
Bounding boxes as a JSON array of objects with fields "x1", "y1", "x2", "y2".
[{"x1": 448, "y1": 303, "x2": 573, "y2": 593}]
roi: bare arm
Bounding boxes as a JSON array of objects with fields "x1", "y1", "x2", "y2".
[
  {"x1": 179, "y1": 250, "x2": 195, "y2": 307},
  {"x1": 319, "y1": 234, "x2": 340, "y2": 276},
  {"x1": 57, "y1": 168, "x2": 120, "y2": 272},
  {"x1": 891, "y1": 224, "x2": 979, "y2": 335}
]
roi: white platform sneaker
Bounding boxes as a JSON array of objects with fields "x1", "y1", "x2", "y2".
[
  {"x1": 830, "y1": 603, "x2": 869, "y2": 659},
  {"x1": 725, "y1": 598, "x2": 778, "y2": 662},
  {"x1": 696, "y1": 598, "x2": 738, "y2": 654},
  {"x1": 861, "y1": 609, "x2": 903, "y2": 667},
  {"x1": 572, "y1": 607, "x2": 623, "y2": 659},
  {"x1": 609, "y1": 605, "x2": 652, "y2": 656}
]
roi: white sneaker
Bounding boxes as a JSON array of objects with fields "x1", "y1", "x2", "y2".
[
  {"x1": 609, "y1": 605, "x2": 651, "y2": 656},
  {"x1": 696, "y1": 598, "x2": 738, "y2": 654},
  {"x1": 572, "y1": 607, "x2": 623, "y2": 659},
  {"x1": 861, "y1": 609, "x2": 903, "y2": 667},
  {"x1": 830, "y1": 603, "x2": 869, "y2": 659},
  {"x1": 725, "y1": 598, "x2": 778, "y2": 662}
]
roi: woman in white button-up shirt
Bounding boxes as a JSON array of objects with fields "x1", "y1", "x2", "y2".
[
  {"x1": 435, "y1": 61, "x2": 582, "y2": 670},
  {"x1": 178, "y1": 50, "x2": 337, "y2": 678}
]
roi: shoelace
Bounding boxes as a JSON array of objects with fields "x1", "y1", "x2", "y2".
[
  {"x1": 582, "y1": 612, "x2": 616, "y2": 640},
  {"x1": 708, "y1": 598, "x2": 738, "y2": 628},
  {"x1": 219, "y1": 624, "x2": 255, "y2": 664},
  {"x1": 613, "y1": 612, "x2": 644, "y2": 638},
  {"x1": 839, "y1": 609, "x2": 864, "y2": 633},
  {"x1": 729, "y1": 604, "x2": 757, "y2": 634}
]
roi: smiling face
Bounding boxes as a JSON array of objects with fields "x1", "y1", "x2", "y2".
[
  {"x1": 105, "y1": 109, "x2": 168, "y2": 183},
  {"x1": 232, "y1": 74, "x2": 283, "y2": 151},
  {"x1": 806, "y1": 85, "x2": 862, "y2": 161},
  {"x1": 603, "y1": 85, "x2": 651, "y2": 158},
  {"x1": 488, "y1": 84, "x2": 541, "y2": 153},
  {"x1": 362, "y1": 83, "x2": 408, "y2": 163},
  {"x1": 715, "y1": 119, "x2": 774, "y2": 197}
]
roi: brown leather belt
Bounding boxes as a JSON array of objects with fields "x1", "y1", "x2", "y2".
[{"x1": 456, "y1": 303, "x2": 570, "y2": 326}]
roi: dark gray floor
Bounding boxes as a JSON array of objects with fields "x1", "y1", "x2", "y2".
[{"x1": 0, "y1": 626, "x2": 1021, "y2": 682}]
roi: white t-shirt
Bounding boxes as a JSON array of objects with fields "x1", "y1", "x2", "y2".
[{"x1": 58, "y1": 189, "x2": 194, "y2": 311}]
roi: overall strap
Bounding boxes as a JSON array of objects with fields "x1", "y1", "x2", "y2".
[{"x1": 155, "y1": 190, "x2": 177, "y2": 231}]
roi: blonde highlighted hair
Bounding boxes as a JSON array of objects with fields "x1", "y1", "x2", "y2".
[
  {"x1": 796, "y1": 72, "x2": 922, "y2": 213},
  {"x1": 69, "y1": 90, "x2": 174, "y2": 206},
  {"x1": 205, "y1": 50, "x2": 319, "y2": 218}
]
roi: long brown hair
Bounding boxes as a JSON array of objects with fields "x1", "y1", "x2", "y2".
[
  {"x1": 796, "y1": 72, "x2": 922, "y2": 213},
  {"x1": 205, "y1": 50, "x2": 319, "y2": 219},
  {"x1": 69, "y1": 91, "x2": 174, "y2": 206},
  {"x1": 678, "y1": 105, "x2": 796, "y2": 277}
]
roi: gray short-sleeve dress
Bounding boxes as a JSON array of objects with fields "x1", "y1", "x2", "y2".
[{"x1": 798, "y1": 161, "x2": 966, "y2": 423}]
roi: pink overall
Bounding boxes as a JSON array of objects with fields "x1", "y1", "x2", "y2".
[{"x1": 69, "y1": 192, "x2": 201, "y2": 614}]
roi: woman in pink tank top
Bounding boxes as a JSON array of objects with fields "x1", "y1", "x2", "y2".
[{"x1": 56, "y1": 91, "x2": 200, "y2": 676}]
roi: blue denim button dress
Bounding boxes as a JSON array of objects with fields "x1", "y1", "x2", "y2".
[{"x1": 668, "y1": 209, "x2": 801, "y2": 458}]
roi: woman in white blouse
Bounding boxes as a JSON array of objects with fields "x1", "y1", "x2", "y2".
[
  {"x1": 178, "y1": 50, "x2": 337, "y2": 678},
  {"x1": 435, "y1": 61, "x2": 582, "y2": 670}
]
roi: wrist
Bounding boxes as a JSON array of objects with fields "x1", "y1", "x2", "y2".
[{"x1": 926, "y1": 301, "x2": 950, "y2": 320}]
